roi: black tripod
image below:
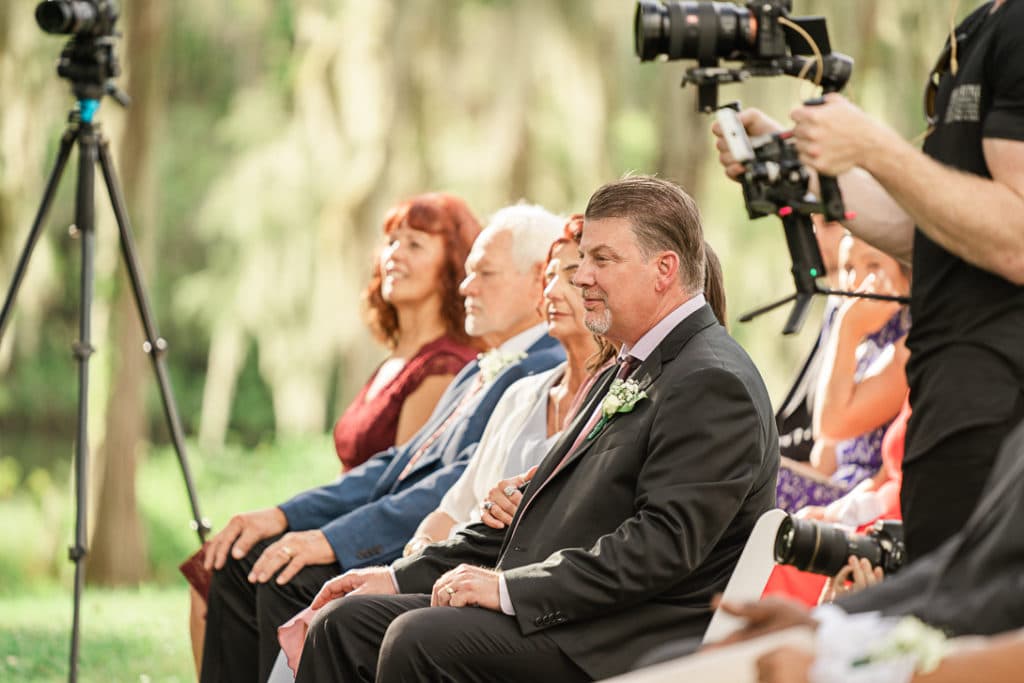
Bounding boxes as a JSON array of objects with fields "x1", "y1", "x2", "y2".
[{"x1": 0, "y1": 7, "x2": 209, "y2": 682}]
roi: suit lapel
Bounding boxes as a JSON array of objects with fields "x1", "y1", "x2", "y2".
[
  {"x1": 554, "y1": 346, "x2": 666, "y2": 472},
  {"x1": 399, "y1": 333, "x2": 557, "y2": 481},
  {"x1": 521, "y1": 364, "x2": 617, "y2": 505},
  {"x1": 515, "y1": 305, "x2": 719, "y2": 507}
]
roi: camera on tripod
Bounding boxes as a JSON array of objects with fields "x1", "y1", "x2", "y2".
[
  {"x1": 634, "y1": 0, "x2": 852, "y2": 112},
  {"x1": 34, "y1": 0, "x2": 126, "y2": 106},
  {"x1": 774, "y1": 514, "x2": 906, "y2": 577}
]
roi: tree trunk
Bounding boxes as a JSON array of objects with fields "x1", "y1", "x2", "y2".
[{"x1": 87, "y1": 0, "x2": 167, "y2": 586}]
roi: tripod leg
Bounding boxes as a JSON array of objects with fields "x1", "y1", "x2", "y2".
[
  {"x1": 738, "y1": 292, "x2": 798, "y2": 323},
  {"x1": 0, "y1": 129, "x2": 77, "y2": 344},
  {"x1": 95, "y1": 133, "x2": 210, "y2": 543},
  {"x1": 782, "y1": 293, "x2": 816, "y2": 336},
  {"x1": 68, "y1": 122, "x2": 99, "y2": 683}
]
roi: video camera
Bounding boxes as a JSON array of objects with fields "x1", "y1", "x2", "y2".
[
  {"x1": 34, "y1": 0, "x2": 127, "y2": 106},
  {"x1": 774, "y1": 514, "x2": 906, "y2": 577},
  {"x1": 635, "y1": 0, "x2": 852, "y2": 112}
]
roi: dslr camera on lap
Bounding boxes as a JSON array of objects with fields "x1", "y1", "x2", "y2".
[{"x1": 774, "y1": 514, "x2": 907, "y2": 577}]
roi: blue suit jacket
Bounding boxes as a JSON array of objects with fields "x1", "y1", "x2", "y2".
[{"x1": 278, "y1": 333, "x2": 564, "y2": 569}]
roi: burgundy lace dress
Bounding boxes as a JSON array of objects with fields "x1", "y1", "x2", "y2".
[{"x1": 332, "y1": 335, "x2": 477, "y2": 471}]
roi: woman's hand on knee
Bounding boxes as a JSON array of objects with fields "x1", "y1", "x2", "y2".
[{"x1": 311, "y1": 567, "x2": 398, "y2": 610}]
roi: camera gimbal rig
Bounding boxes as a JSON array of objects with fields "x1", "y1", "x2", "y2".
[
  {"x1": 0, "y1": 3, "x2": 209, "y2": 681},
  {"x1": 635, "y1": 0, "x2": 909, "y2": 333}
]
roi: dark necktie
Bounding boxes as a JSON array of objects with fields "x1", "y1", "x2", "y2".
[{"x1": 559, "y1": 354, "x2": 640, "y2": 465}]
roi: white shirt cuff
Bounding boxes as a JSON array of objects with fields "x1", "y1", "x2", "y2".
[
  {"x1": 387, "y1": 566, "x2": 401, "y2": 594},
  {"x1": 498, "y1": 573, "x2": 515, "y2": 615}
]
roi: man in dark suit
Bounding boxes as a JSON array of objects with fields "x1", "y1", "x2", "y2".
[
  {"x1": 292, "y1": 176, "x2": 779, "y2": 682},
  {"x1": 198, "y1": 205, "x2": 567, "y2": 683}
]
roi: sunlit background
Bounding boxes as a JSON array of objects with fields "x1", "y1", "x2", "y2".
[{"x1": 0, "y1": 1, "x2": 971, "y2": 679}]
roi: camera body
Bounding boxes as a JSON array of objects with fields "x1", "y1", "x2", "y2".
[{"x1": 774, "y1": 514, "x2": 907, "y2": 578}]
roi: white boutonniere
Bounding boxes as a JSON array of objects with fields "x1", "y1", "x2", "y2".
[
  {"x1": 587, "y1": 378, "x2": 647, "y2": 440},
  {"x1": 477, "y1": 349, "x2": 527, "y2": 384},
  {"x1": 852, "y1": 616, "x2": 949, "y2": 674}
]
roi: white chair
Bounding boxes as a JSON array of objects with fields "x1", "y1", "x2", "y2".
[
  {"x1": 266, "y1": 650, "x2": 295, "y2": 683},
  {"x1": 701, "y1": 508, "x2": 787, "y2": 645}
]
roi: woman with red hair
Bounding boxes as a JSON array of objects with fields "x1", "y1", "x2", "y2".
[
  {"x1": 334, "y1": 192, "x2": 483, "y2": 472},
  {"x1": 183, "y1": 193, "x2": 482, "y2": 676}
]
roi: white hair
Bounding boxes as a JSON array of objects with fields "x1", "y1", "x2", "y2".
[{"x1": 481, "y1": 203, "x2": 565, "y2": 273}]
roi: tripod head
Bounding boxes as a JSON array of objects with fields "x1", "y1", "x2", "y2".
[{"x1": 35, "y1": 0, "x2": 129, "y2": 116}]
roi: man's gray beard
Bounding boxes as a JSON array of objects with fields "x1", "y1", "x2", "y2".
[
  {"x1": 585, "y1": 311, "x2": 611, "y2": 335},
  {"x1": 465, "y1": 314, "x2": 486, "y2": 337}
]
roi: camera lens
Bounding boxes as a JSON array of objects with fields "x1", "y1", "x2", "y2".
[
  {"x1": 634, "y1": 1, "x2": 755, "y2": 62},
  {"x1": 35, "y1": 0, "x2": 98, "y2": 36},
  {"x1": 773, "y1": 515, "x2": 855, "y2": 576}
]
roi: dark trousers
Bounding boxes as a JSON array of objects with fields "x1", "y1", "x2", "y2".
[
  {"x1": 199, "y1": 537, "x2": 340, "y2": 683},
  {"x1": 294, "y1": 594, "x2": 591, "y2": 683},
  {"x1": 901, "y1": 399, "x2": 1024, "y2": 562}
]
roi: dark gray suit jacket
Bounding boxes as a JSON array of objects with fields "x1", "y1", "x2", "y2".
[
  {"x1": 838, "y1": 417, "x2": 1024, "y2": 634},
  {"x1": 393, "y1": 305, "x2": 779, "y2": 680}
]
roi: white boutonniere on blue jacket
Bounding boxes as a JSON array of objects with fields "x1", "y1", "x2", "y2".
[
  {"x1": 477, "y1": 349, "x2": 527, "y2": 384},
  {"x1": 588, "y1": 378, "x2": 647, "y2": 440}
]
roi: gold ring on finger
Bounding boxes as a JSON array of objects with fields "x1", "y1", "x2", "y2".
[
  {"x1": 445, "y1": 586, "x2": 456, "y2": 596},
  {"x1": 281, "y1": 546, "x2": 293, "y2": 558}
]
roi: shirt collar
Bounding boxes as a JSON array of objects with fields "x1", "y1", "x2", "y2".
[
  {"x1": 620, "y1": 293, "x2": 707, "y2": 362},
  {"x1": 497, "y1": 322, "x2": 547, "y2": 355}
]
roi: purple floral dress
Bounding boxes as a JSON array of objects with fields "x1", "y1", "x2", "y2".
[{"x1": 775, "y1": 307, "x2": 911, "y2": 512}]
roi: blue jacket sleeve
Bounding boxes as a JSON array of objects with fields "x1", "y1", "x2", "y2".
[
  {"x1": 278, "y1": 447, "x2": 397, "y2": 531},
  {"x1": 321, "y1": 442, "x2": 478, "y2": 569}
]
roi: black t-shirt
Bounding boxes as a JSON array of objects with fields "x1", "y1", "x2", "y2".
[{"x1": 904, "y1": 0, "x2": 1024, "y2": 463}]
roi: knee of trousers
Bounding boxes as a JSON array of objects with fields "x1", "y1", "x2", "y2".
[
  {"x1": 379, "y1": 608, "x2": 444, "y2": 663},
  {"x1": 206, "y1": 553, "x2": 253, "y2": 606},
  {"x1": 306, "y1": 594, "x2": 382, "y2": 645}
]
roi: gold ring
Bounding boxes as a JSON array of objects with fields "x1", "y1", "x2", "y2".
[
  {"x1": 281, "y1": 546, "x2": 293, "y2": 558},
  {"x1": 445, "y1": 586, "x2": 456, "y2": 596}
]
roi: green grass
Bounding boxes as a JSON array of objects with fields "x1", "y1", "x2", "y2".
[
  {"x1": 0, "y1": 586, "x2": 194, "y2": 682},
  {"x1": 0, "y1": 434, "x2": 341, "y2": 682}
]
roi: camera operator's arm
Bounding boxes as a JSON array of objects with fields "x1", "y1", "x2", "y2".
[
  {"x1": 792, "y1": 94, "x2": 1024, "y2": 285},
  {"x1": 711, "y1": 110, "x2": 915, "y2": 263}
]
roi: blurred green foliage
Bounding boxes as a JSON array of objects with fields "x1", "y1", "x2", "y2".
[{"x1": 0, "y1": 0, "x2": 978, "y2": 587}]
